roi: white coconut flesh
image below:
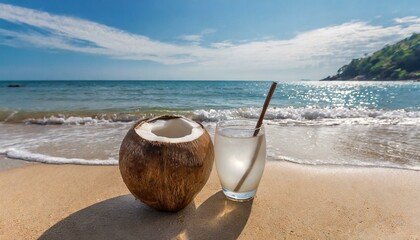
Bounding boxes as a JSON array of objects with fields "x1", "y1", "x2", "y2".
[{"x1": 135, "y1": 118, "x2": 204, "y2": 143}]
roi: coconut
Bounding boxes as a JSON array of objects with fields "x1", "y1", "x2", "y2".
[{"x1": 119, "y1": 115, "x2": 214, "y2": 212}]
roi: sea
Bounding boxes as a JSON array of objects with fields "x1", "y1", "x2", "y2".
[{"x1": 0, "y1": 80, "x2": 419, "y2": 170}]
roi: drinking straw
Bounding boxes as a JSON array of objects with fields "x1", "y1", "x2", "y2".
[{"x1": 233, "y1": 81, "x2": 277, "y2": 192}]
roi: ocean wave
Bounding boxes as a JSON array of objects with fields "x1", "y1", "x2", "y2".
[
  {"x1": 24, "y1": 116, "x2": 114, "y2": 125},
  {"x1": 1, "y1": 107, "x2": 419, "y2": 126},
  {"x1": 0, "y1": 148, "x2": 118, "y2": 165},
  {"x1": 192, "y1": 107, "x2": 420, "y2": 125},
  {"x1": 271, "y1": 155, "x2": 420, "y2": 171},
  {"x1": 0, "y1": 110, "x2": 170, "y2": 125}
]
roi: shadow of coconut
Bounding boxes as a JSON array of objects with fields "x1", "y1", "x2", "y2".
[{"x1": 39, "y1": 191, "x2": 252, "y2": 240}]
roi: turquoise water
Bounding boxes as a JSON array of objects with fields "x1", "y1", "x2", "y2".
[
  {"x1": 0, "y1": 80, "x2": 419, "y2": 169},
  {"x1": 0, "y1": 80, "x2": 419, "y2": 125},
  {"x1": 0, "y1": 80, "x2": 419, "y2": 113}
]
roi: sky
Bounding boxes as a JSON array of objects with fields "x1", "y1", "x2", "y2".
[{"x1": 0, "y1": 0, "x2": 419, "y2": 81}]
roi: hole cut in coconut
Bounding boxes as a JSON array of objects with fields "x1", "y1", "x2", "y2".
[{"x1": 135, "y1": 117, "x2": 204, "y2": 143}]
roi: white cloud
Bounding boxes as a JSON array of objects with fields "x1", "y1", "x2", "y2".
[
  {"x1": 0, "y1": 3, "x2": 419, "y2": 80},
  {"x1": 394, "y1": 16, "x2": 420, "y2": 24},
  {"x1": 178, "y1": 34, "x2": 203, "y2": 42},
  {"x1": 210, "y1": 41, "x2": 234, "y2": 49},
  {"x1": 191, "y1": 20, "x2": 419, "y2": 72},
  {"x1": 0, "y1": 3, "x2": 196, "y2": 64},
  {"x1": 178, "y1": 29, "x2": 216, "y2": 43}
]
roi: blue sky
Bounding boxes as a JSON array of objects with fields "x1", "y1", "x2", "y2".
[{"x1": 0, "y1": 0, "x2": 419, "y2": 80}]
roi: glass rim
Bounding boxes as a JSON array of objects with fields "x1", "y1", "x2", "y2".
[{"x1": 216, "y1": 119, "x2": 264, "y2": 131}]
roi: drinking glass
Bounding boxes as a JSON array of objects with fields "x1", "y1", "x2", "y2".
[{"x1": 214, "y1": 119, "x2": 266, "y2": 201}]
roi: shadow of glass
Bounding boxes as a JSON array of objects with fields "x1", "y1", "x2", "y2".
[{"x1": 39, "y1": 191, "x2": 252, "y2": 240}]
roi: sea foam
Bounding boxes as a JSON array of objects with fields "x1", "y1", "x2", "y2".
[
  {"x1": 11, "y1": 107, "x2": 420, "y2": 126},
  {"x1": 271, "y1": 154, "x2": 420, "y2": 171},
  {"x1": 192, "y1": 107, "x2": 420, "y2": 125},
  {"x1": 24, "y1": 116, "x2": 113, "y2": 125},
  {"x1": 0, "y1": 148, "x2": 118, "y2": 165}
]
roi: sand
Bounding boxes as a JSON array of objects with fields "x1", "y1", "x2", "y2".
[{"x1": 0, "y1": 161, "x2": 419, "y2": 239}]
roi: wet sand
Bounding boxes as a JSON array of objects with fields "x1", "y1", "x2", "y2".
[
  {"x1": 0, "y1": 155, "x2": 34, "y2": 172},
  {"x1": 0, "y1": 162, "x2": 419, "y2": 239}
]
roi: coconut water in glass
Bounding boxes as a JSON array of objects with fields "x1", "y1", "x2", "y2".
[{"x1": 214, "y1": 120, "x2": 266, "y2": 201}]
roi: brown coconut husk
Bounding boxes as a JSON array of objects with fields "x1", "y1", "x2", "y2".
[{"x1": 119, "y1": 115, "x2": 214, "y2": 212}]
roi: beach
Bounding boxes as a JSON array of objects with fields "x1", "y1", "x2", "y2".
[
  {"x1": 0, "y1": 161, "x2": 418, "y2": 239},
  {"x1": 1, "y1": 80, "x2": 419, "y2": 238},
  {"x1": 1, "y1": 0, "x2": 420, "y2": 237}
]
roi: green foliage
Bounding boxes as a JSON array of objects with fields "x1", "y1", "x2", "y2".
[{"x1": 325, "y1": 33, "x2": 420, "y2": 80}]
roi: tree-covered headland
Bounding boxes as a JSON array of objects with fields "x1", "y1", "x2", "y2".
[{"x1": 323, "y1": 33, "x2": 420, "y2": 81}]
